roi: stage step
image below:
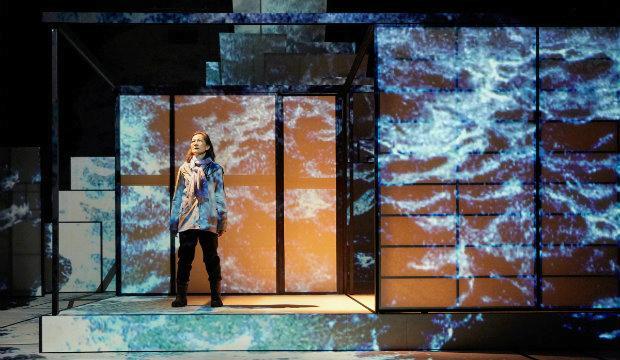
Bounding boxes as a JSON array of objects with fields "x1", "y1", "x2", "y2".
[
  {"x1": 39, "y1": 296, "x2": 619, "y2": 352},
  {"x1": 41, "y1": 312, "x2": 392, "y2": 352}
]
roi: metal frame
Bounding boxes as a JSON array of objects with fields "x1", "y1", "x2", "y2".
[
  {"x1": 169, "y1": 96, "x2": 176, "y2": 295},
  {"x1": 373, "y1": 26, "x2": 381, "y2": 313},
  {"x1": 40, "y1": 12, "x2": 620, "y2": 26},
  {"x1": 114, "y1": 92, "x2": 121, "y2": 296},
  {"x1": 115, "y1": 89, "x2": 348, "y2": 296},
  {"x1": 534, "y1": 27, "x2": 542, "y2": 307},
  {"x1": 275, "y1": 94, "x2": 284, "y2": 293},
  {"x1": 48, "y1": 12, "x2": 619, "y2": 315},
  {"x1": 50, "y1": 27, "x2": 59, "y2": 315}
]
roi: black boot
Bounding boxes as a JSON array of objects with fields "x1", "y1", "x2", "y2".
[
  {"x1": 210, "y1": 280, "x2": 223, "y2": 307},
  {"x1": 171, "y1": 283, "x2": 188, "y2": 307}
]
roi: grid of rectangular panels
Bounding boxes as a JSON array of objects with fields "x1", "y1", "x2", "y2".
[
  {"x1": 377, "y1": 27, "x2": 537, "y2": 309},
  {"x1": 539, "y1": 28, "x2": 620, "y2": 308}
]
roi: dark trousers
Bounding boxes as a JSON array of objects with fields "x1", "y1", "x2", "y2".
[{"x1": 176, "y1": 230, "x2": 221, "y2": 286}]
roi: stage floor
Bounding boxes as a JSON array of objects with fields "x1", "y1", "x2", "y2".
[{"x1": 58, "y1": 294, "x2": 375, "y2": 315}]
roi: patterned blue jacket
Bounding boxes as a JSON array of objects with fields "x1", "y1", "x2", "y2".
[{"x1": 169, "y1": 157, "x2": 228, "y2": 235}]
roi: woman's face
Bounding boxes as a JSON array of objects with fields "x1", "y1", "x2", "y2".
[{"x1": 191, "y1": 134, "x2": 209, "y2": 156}]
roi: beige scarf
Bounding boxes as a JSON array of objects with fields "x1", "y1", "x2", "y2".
[{"x1": 186, "y1": 155, "x2": 212, "y2": 203}]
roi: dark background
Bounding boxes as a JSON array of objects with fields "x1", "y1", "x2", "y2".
[
  {"x1": 0, "y1": 0, "x2": 618, "y2": 184},
  {"x1": 1, "y1": 0, "x2": 619, "y2": 147}
]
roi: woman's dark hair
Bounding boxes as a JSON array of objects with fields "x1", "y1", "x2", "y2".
[{"x1": 185, "y1": 131, "x2": 216, "y2": 163}]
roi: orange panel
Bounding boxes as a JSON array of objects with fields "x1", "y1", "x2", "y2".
[
  {"x1": 542, "y1": 247, "x2": 618, "y2": 275},
  {"x1": 283, "y1": 96, "x2": 337, "y2": 293},
  {"x1": 381, "y1": 216, "x2": 456, "y2": 246},
  {"x1": 283, "y1": 96, "x2": 336, "y2": 179},
  {"x1": 175, "y1": 95, "x2": 276, "y2": 175},
  {"x1": 542, "y1": 215, "x2": 616, "y2": 244},
  {"x1": 381, "y1": 185, "x2": 456, "y2": 215},
  {"x1": 459, "y1": 278, "x2": 535, "y2": 307},
  {"x1": 219, "y1": 246, "x2": 276, "y2": 272},
  {"x1": 541, "y1": 58, "x2": 616, "y2": 89},
  {"x1": 382, "y1": 60, "x2": 456, "y2": 89},
  {"x1": 459, "y1": 185, "x2": 535, "y2": 214},
  {"x1": 459, "y1": 154, "x2": 534, "y2": 183},
  {"x1": 460, "y1": 215, "x2": 534, "y2": 245},
  {"x1": 175, "y1": 96, "x2": 277, "y2": 293},
  {"x1": 461, "y1": 122, "x2": 534, "y2": 151},
  {"x1": 284, "y1": 189, "x2": 337, "y2": 292},
  {"x1": 461, "y1": 247, "x2": 535, "y2": 276},
  {"x1": 378, "y1": 92, "x2": 456, "y2": 124},
  {"x1": 541, "y1": 122, "x2": 618, "y2": 151},
  {"x1": 380, "y1": 278, "x2": 457, "y2": 308},
  {"x1": 542, "y1": 153, "x2": 618, "y2": 182},
  {"x1": 381, "y1": 248, "x2": 456, "y2": 277},
  {"x1": 543, "y1": 277, "x2": 618, "y2": 307},
  {"x1": 541, "y1": 184, "x2": 617, "y2": 213},
  {"x1": 380, "y1": 155, "x2": 455, "y2": 184}
]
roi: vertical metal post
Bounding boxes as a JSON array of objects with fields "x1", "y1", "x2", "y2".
[
  {"x1": 169, "y1": 95, "x2": 176, "y2": 294},
  {"x1": 373, "y1": 25, "x2": 381, "y2": 312},
  {"x1": 275, "y1": 95, "x2": 284, "y2": 293},
  {"x1": 535, "y1": 27, "x2": 543, "y2": 308},
  {"x1": 454, "y1": 27, "x2": 461, "y2": 305},
  {"x1": 336, "y1": 94, "x2": 346, "y2": 294},
  {"x1": 115, "y1": 93, "x2": 121, "y2": 295},
  {"x1": 50, "y1": 27, "x2": 60, "y2": 315},
  {"x1": 347, "y1": 93, "x2": 355, "y2": 293},
  {"x1": 40, "y1": 152, "x2": 46, "y2": 295}
]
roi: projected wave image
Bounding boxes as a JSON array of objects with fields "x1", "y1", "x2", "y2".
[
  {"x1": 378, "y1": 26, "x2": 537, "y2": 309},
  {"x1": 377, "y1": 26, "x2": 618, "y2": 309},
  {"x1": 284, "y1": 96, "x2": 337, "y2": 293},
  {"x1": 121, "y1": 186, "x2": 170, "y2": 294},
  {"x1": 175, "y1": 95, "x2": 277, "y2": 293},
  {"x1": 120, "y1": 95, "x2": 170, "y2": 176},
  {"x1": 539, "y1": 27, "x2": 619, "y2": 308},
  {"x1": 119, "y1": 95, "x2": 170, "y2": 294}
]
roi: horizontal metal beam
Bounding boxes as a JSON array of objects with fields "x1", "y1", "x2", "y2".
[
  {"x1": 41, "y1": 12, "x2": 620, "y2": 25},
  {"x1": 41, "y1": 12, "x2": 478, "y2": 24},
  {"x1": 118, "y1": 84, "x2": 374, "y2": 95}
]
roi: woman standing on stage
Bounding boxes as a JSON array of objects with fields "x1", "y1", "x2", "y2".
[{"x1": 169, "y1": 130, "x2": 227, "y2": 307}]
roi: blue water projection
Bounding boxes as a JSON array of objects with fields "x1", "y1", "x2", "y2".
[
  {"x1": 59, "y1": 190, "x2": 115, "y2": 285},
  {"x1": 120, "y1": 96, "x2": 170, "y2": 176},
  {"x1": 59, "y1": 222, "x2": 102, "y2": 292},
  {"x1": 71, "y1": 157, "x2": 115, "y2": 190},
  {"x1": 377, "y1": 26, "x2": 537, "y2": 308},
  {"x1": 121, "y1": 186, "x2": 170, "y2": 293},
  {"x1": 377, "y1": 26, "x2": 618, "y2": 310},
  {"x1": 119, "y1": 95, "x2": 171, "y2": 293},
  {"x1": 539, "y1": 28, "x2": 619, "y2": 308},
  {"x1": 46, "y1": 25, "x2": 617, "y2": 353}
]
